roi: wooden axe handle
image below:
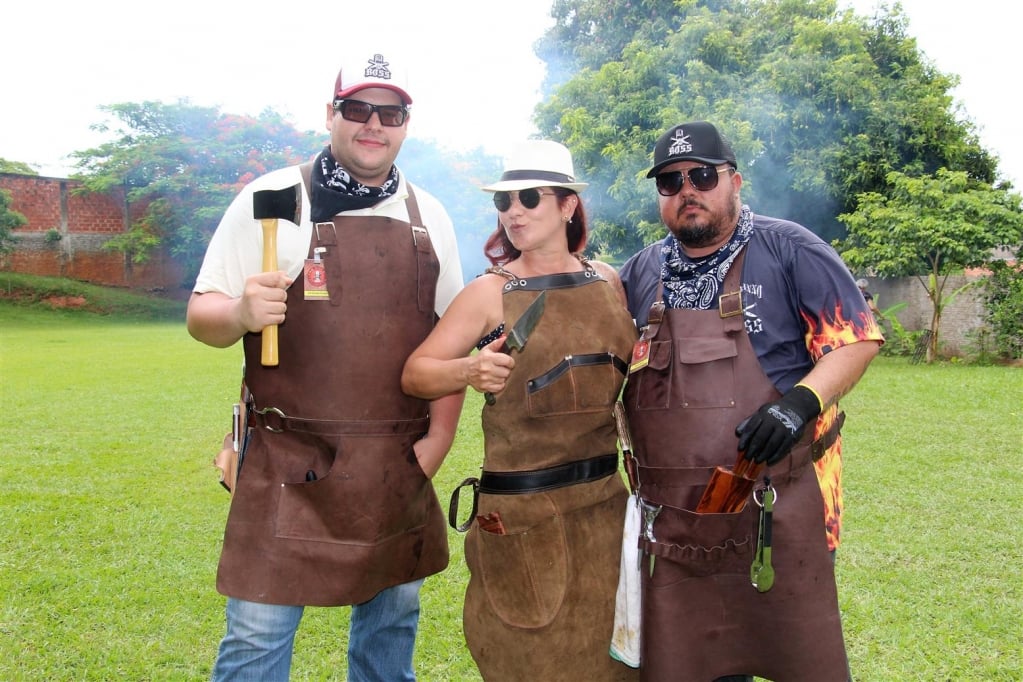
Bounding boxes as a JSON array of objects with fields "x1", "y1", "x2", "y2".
[{"x1": 260, "y1": 218, "x2": 279, "y2": 366}]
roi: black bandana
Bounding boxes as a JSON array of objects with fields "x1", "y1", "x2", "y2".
[
  {"x1": 660, "y1": 205, "x2": 754, "y2": 310},
  {"x1": 309, "y1": 146, "x2": 400, "y2": 222}
]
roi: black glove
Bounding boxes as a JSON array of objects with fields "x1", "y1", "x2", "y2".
[{"x1": 735, "y1": 384, "x2": 822, "y2": 465}]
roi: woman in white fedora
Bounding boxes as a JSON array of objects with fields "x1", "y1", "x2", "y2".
[{"x1": 402, "y1": 140, "x2": 638, "y2": 680}]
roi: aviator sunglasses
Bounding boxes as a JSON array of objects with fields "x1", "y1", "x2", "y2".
[
  {"x1": 492, "y1": 188, "x2": 556, "y2": 212},
  {"x1": 332, "y1": 98, "x2": 409, "y2": 127},
  {"x1": 655, "y1": 166, "x2": 733, "y2": 196}
]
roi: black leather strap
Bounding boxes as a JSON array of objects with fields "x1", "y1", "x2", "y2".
[
  {"x1": 448, "y1": 477, "x2": 480, "y2": 532},
  {"x1": 479, "y1": 453, "x2": 618, "y2": 495},
  {"x1": 250, "y1": 406, "x2": 429, "y2": 436},
  {"x1": 527, "y1": 352, "x2": 628, "y2": 393}
]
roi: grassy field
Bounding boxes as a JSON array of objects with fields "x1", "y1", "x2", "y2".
[{"x1": 0, "y1": 281, "x2": 1020, "y2": 680}]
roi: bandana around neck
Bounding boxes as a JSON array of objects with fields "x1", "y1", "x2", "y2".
[
  {"x1": 660, "y1": 205, "x2": 754, "y2": 310},
  {"x1": 309, "y1": 146, "x2": 400, "y2": 222}
]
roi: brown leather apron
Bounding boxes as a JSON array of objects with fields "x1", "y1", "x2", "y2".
[
  {"x1": 217, "y1": 187, "x2": 449, "y2": 606},
  {"x1": 622, "y1": 249, "x2": 848, "y2": 680},
  {"x1": 462, "y1": 267, "x2": 639, "y2": 681}
]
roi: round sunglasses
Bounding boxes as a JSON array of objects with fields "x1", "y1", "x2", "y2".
[
  {"x1": 492, "y1": 188, "x2": 556, "y2": 212},
  {"x1": 332, "y1": 98, "x2": 409, "y2": 127},
  {"x1": 655, "y1": 166, "x2": 732, "y2": 196}
]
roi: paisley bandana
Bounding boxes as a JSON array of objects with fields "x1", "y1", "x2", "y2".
[
  {"x1": 309, "y1": 146, "x2": 400, "y2": 222},
  {"x1": 660, "y1": 205, "x2": 754, "y2": 310}
]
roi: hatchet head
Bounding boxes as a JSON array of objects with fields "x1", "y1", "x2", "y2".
[{"x1": 253, "y1": 184, "x2": 302, "y2": 224}]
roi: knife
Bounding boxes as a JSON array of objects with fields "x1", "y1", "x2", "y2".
[{"x1": 484, "y1": 290, "x2": 547, "y2": 405}]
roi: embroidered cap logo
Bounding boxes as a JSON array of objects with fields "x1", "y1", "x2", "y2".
[
  {"x1": 667, "y1": 129, "x2": 694, "y2": 158},
  {"x1": 364, "y1": 54, "x2": 393, "y2": 81}
]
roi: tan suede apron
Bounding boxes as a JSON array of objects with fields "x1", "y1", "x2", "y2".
[
  {"x1": 462, "y1": 267, "x2": 639, "y2": 681},
  {"x1": 622, "y1": 249, "x2": 848, "y2": 681},
  {"x1": 218, "y1": 188, "x2": 449, "y2": 606}
]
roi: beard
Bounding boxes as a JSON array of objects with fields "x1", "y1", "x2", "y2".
[{"x1": 668, "y1": 196, "x2": 739, "y2": 250}]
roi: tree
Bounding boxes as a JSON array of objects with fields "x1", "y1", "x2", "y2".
[
  {"x1": 835, "y1": 169, "x2": 1023, "y2": 362},
  {"x1": 0, "y1": 188, "x2": 27, "y2": 256},
  {"x1": 533, "y1": 0, "x2": 998, "y2": 262},
  {"x1": 70, "y1": 101, "x2": 322, "y2": 285},
  {"x1": 0, "y1": 158, "x2": 39, "y2": 175},
  {"x1": 536, "y1": 0, "x2": 682, "y2": 91},
  {"x1": 68, "y1": 100, "x2": 503, "y2": 287}
]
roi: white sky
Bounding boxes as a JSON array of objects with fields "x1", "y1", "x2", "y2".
[{"x1": 2, "y1": 0, "x2": 1019, "y2": 189}]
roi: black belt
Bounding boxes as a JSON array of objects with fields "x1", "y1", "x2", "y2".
[
  {"x1": 448, "y1": 453, "x2": 619, "y2": 532},
  {"x1": 480, "y1": 453, "x2": 618, "y2": 493}
]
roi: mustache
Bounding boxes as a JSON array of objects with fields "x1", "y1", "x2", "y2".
[{"x1": 675, "y1": 197, "x2": 705, "y2": 215}]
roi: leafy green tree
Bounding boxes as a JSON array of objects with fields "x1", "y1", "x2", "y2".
[
  {"x1": 836, "y1": 169, "x2": 1023, "y2": 362},
  {"x1": 69, "y1": 101, "x2": 501, "y2": 287},
  {"x1": 977, "y1": 246, "x2": 1023, "y2": 361},
  {"x1": 533, "y1": 0, "x2": 998, "y2": 262},
  {"x1": 0, "y1": 159, "x2": 39, "y2": 175},
  {"x1": 0, "y1": 188, "x2": 27, "y2": 256},
  {"x1": 70, "y1": 101, "x2": 322, "y2": 284},
  {"x1": 536, "y1": 0, "x2": 682, "y2": 90}
]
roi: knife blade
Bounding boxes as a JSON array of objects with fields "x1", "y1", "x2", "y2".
[{"x1": 485, "y1": 290, "x2": 547, "y2": 405}]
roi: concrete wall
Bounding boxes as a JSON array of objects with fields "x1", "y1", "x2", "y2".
[{"x1": 858, "y1": 273, "x2": 989, "y2": 357}]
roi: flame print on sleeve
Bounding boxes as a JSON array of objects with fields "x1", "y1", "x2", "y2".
[
  {"x1": 801, "y1": 302, "x2": 884, "y2": 363},
  {"x1": 814, "y1": 407, "x2": 844, "y2": 551},
  {"x1": 801, "y1": 303, "x2": 883, "y2": 550}
]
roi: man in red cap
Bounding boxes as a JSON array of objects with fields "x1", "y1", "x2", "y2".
[
  {"x1": 619, "y1": 121, "x2": 883, "y2": 681},
  {"x1": 188, "y1": 50, "x2": 463, "y2": 681}
]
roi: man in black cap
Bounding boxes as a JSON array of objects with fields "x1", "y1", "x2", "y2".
[{"x1": 618, "y1": 121, "x2": 883, "y2": 681}]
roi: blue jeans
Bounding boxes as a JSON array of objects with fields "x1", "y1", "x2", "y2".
[{"x1": 211, "y1": 579, "x2": 424, "y2": 682}]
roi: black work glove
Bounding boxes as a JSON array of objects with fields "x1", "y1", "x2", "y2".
[{"x1": 735, "y1": 384, "x2": 822, "y2": 466}]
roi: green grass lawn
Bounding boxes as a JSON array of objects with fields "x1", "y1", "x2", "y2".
[{"x1": 1, "y1": 291, "x2": 1020, "y2": 680}]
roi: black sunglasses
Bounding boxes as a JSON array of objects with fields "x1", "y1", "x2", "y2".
[
  {"x1": 655, "y1": 166, "x2": 732, "y2": 196},
  {"x1": 332, "y1": 98, "x2": 409, "y2": 127},
  {"x1": 492, "y1": 188, "x2": 555, "y2": 212}
]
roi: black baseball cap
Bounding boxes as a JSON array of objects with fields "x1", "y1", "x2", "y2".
[{"x1": 646, "y1": 121, "x2": 738, "y2": 177}]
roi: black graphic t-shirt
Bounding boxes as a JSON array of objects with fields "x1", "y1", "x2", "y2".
[{"x1": 620, "y1": 211, "x2": 884, "y2": 394}]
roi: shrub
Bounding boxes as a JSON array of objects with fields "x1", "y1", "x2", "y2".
[{"x1": 979, "y1": 257, "x2": 1023, "y2": 360}]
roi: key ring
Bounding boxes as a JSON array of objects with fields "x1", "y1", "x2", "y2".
[{"x1": 753, "y1": 481, "x2": 778, "y2": 508}]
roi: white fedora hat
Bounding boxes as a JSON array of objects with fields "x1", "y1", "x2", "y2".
[{"x1": 482, "y1": 140, "x2": 588, "y2": 193}]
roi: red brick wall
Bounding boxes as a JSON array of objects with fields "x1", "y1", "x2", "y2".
[{"x1": 1, "y1": 172, "x2": 188, "y2": 293}]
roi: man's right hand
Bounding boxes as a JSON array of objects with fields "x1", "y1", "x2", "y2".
[
  {"x1": 735, "y1": 384, "x2": 822, "y2": 465},
  {"x1": 238, "y1": 271, "x2": 291, "y2": 333}
]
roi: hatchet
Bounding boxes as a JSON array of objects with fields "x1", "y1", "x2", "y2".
[{"x1": 252, "y1": 184, "x2": 302, "y2": 366}]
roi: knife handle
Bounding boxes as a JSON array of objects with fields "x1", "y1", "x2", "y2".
[{"x1": 482, "y1": 339, "x2": 512, "y2": 406}]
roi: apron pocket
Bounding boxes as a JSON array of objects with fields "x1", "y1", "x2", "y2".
[
  {"x1": 274, "y1": 444, "x2": 430, "y2": 544},
  {"x1": 633, "y1": 340, "x2": 673, "y2": 410},
  {"x1": 644, "y1": 502, "x2": 755, "y2": 586},
  {"x1": 469, "y1": 506, "x2": 569, "y2": 629},
  {"x1": 526, "y1": 352, "x2": 627, "y2": 417},
  {"x1": 677, "y1": 336, "x2": 738, "y2": 408}
]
